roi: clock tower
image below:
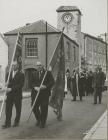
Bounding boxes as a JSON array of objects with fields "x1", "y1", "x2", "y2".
[
  {"x1": 56, "y1": 6, "x2": 82, "y2": 70},
  {"x1": 56, "y1": 6, "x2": 81, "y2": 44}
]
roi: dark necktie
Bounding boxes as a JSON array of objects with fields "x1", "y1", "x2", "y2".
[{"x1": 39, "y1": 71, "x2": 41, "y2": 79}]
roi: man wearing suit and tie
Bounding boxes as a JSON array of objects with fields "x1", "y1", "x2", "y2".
[
  {"x1": 31, "y1": 61, "x2": 54, "y2": 128},
  {"x1": 2, "y1": 61, "x2": 25, "y2": 129}
]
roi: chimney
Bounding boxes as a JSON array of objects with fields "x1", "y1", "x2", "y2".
[
  {"x1": 26, "y1": 23, "x2": 31, "y2": 26},
  {"x1": 98, "y1": 36, "x2": 103, "y2": 41}
]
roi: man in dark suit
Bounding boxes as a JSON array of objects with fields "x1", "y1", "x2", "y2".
[
  {"x1": 78, "y1": 71, "x2": 85, "y2": 101},
  {"x1": 2, "y1": 61, "x2": 25, "y2": 129},
  {"x1": 71, "y1": 69, "x2": 78, "y2": 101},
  {"x1": 93, "y1": 66, "x2": 106, "y2": 104},
  {"x1": 31, "y1": 61, "x2": 54, "y2": 128}
]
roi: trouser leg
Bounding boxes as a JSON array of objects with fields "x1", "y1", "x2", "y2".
[
  {"x1": 79, "y1": 91, "x2": 83, "y2": 101},
  {"x1": 94, "y1": 89, "x2": 97, "y2": 104},
  {"x1": 40, "y1": 100, "x2": 48, "y2": 126},
  {"x1": 33, "y1": 102, "x2": 41, "y2": 122},
  {"x1": 99, "y1": 94, "x2": 102, "y2": 104},
  {"x1": 64, "y1": 91, "x2": 67, "y2": 97},
  {"x1": 80, "y1": 96, "x2": 82, "y2": 101},
  {"x1": 14, "y1": 98, "x2": 22, "y2": 124},
  {"x1": 73, "y1": 95, "x2": 76, "y2": 101},
  {"x1": 98, "y1": 88, "x2": 102, "y2": 104},
  {"x1": 5, "y1": 96, "x2": 13, "y2": 126},
  {"x1": 31, "y1": 93, "x2": 41, "y2": 122},
  {"x1": 57, "y1": 98, "x2": 63, "y2": 120}
]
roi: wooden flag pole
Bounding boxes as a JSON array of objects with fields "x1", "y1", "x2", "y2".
[
  {"x1": 27, "y1": 27, "x2": 65, "y2": 122},
  {"x1": 27, "y1": 71, "x2": 48, "y2": 122},
  {"x1": 0, "y1": 32, "x2": 21, "y2": 120}
]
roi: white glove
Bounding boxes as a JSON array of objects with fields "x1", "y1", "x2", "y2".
[
  {"x1": 40, "y1": 85, "x2": 46, "y2": 90},
  {"x1": 6, "y1": 88, "x2": 12, "y2": 93},
  {"x1": 34, "y1": 87, "x2": 40, "y2": 92}
]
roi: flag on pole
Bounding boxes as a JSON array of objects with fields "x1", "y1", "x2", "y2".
[
  {"x1": 49, "y1": 33, "x2": 65, "y2": 111},
  {"x1": 0, "y1": 32, "x2": 23, "y2": 120},
  {"x1": 14, "y1": 32, "x2": 23, "y2": 67},
  {"x1": 26, "y1": 28, "x2": 65, "y2": 122}
]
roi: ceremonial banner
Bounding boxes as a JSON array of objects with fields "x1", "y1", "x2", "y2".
[
  {"x1": 14, "y1": 32, "x2": 23, "y2": 66},
  {"x1": 49, "y1": 33, "x2": 65, "y2": 110},
  {"x1": 0, "y1": 32, "x2": 23, "y2": 119},
  {"x1": 27, "y1": 28, "x2": 65, "y2": 122}
]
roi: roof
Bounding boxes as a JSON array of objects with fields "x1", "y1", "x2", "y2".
[
  {"x1": 4, "y1": 20, "x2": 60, "y2": 35},
  {"x1": 56, "y1": 6, "x2": 81, "y2": 14},
  {"x1": 3, "y1": 19, "x2": 79, "y2": 46},
  {"x1": 0, "y1": 33, "x2": 8, "y2": 46},
  {"x1": 82, "y1": 32, "x2": 107, "y2": 45}
]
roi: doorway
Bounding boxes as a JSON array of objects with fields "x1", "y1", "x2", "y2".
[{"x1": 24, "y1": 68, "x2": 36, "y2": 91}]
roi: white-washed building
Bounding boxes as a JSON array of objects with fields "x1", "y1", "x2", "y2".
[{"x1": 0, "y1": 34, "x2": 8, "y2": 87}]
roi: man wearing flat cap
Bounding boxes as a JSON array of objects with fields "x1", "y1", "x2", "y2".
[{"x1": 31, "y1": 61, "x2": 55, "y2": 128}]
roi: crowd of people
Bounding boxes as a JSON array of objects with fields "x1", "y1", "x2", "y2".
[
  {"x1": 0, "y1": 61, "x2": 106, "y2": 129},
  {"x1": 64, "y1": 66, "x2": 106, "y2": 104},
  {"x1": 1, "y1": 61, "x2": 55, "y2": 129}
]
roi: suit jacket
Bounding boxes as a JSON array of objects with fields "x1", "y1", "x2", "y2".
[
  {"x1": 78, "y1": 73, "x2": 85, "y2": 96},
  {"x1": 31, "y1": 69, "x2": 55, "y2": 100},
  {"x1": 7, "y1": 70, "x2": 25, "y2": 98},
  {"x1": 93, "y1": 71, "x2": 106, "y2": 88}
]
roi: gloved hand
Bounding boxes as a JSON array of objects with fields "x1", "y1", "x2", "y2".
[{"x1": 40, "y1": 85, "x2": 46, "y2": 90}]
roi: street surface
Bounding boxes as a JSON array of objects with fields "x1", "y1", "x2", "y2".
[{"x1": 0, "y1": 91, "x2": 107, "y2": 140}]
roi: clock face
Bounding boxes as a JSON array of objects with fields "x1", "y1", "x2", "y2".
[{"x1": 62, "y1": 13, "x2": 73, "y2": 24}]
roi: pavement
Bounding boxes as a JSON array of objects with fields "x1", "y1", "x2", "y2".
[
  {"x1": 0, "y1": 91, "x2": 107, "y2": 140},
  {"x1": 83, "y1": 110, "x2": 107, "y2": 140}
]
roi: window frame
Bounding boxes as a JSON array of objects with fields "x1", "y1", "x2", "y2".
[
  {"x1": 25, "y1": 38, "x2": 38, "y2": 58},
  {"x1": 66, "y1": 42, "x2": 71, "y2": 60}
]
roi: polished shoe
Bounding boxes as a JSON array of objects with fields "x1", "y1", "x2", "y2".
[
  {"x1": 2, "y1": 124, "x2": 11, "y2": 129},
  {"x1": 13, "y1": 123, "x2": 19, "y2": 127}
]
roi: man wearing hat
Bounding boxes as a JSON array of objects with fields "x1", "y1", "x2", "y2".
[{"x1": 31, "y1": 61, "x2": 54, "y2": 128}]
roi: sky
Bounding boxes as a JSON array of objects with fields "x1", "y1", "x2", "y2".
[{"x1": 0, "y1": 0, "x2": 107, "y2": 38}]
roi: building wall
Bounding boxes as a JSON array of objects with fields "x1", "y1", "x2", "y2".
[
  {"x1": 0, "y1": 35, "x2": 8, "y2": 87},
  {"x1": 22, "y1": 34, "x2": 46, "y2": 69},
  {"x1": 4, "y1": 32, "x2": 79, "y2": 89},
  {"x1": 84, "y1": 36, "x2": 106, "y2": 73},
  {"x1": 63, "y1": 36, "x2": 79, "y2": 74}
]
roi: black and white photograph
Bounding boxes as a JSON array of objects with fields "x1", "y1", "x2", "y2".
[{"x1": 0, "y1": 0, "x2": 107, "y2": 139}]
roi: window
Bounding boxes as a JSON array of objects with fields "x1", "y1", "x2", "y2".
[
  {"x1": 73, "y1": 46, "x2": 76, "y2": 61},
  {"x1": 25, "y1": 38, "x2": 38, "y2": 57},
  {"x1": 66, "y1": 42, "x2": 71, "y2": 60}
]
